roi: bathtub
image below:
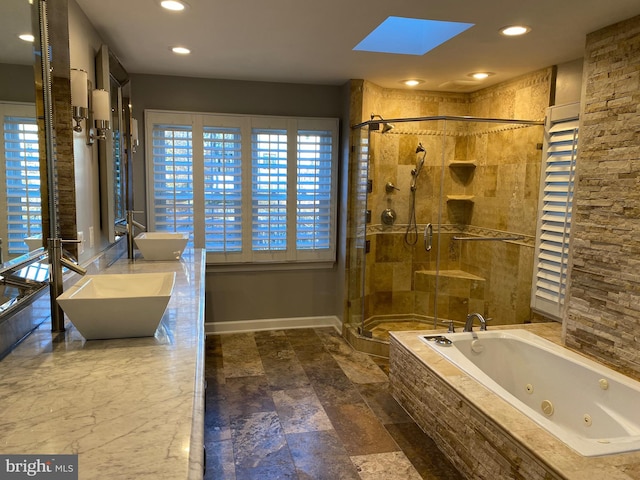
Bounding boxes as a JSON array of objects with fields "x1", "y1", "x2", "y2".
[{"x1": 419, "y1": 329, "x2": 640, "y2": 457}]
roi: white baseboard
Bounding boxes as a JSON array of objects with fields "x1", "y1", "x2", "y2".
[{"x1": 205, "y1": 316, "x2": 342, "y2": 335}]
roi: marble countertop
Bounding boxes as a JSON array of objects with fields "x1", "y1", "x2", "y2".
[
  {"x1": 390, "y1": 323, "x2": 640, "y2": 480},
  {"x1": 0, "y1": 249, "x2": 206, "y2": 479}
]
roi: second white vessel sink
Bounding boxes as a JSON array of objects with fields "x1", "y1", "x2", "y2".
[
  {"x1": 24, "y1": 235, "x2": 43, "y2": 251},
  {"x1": 134, "y1": 232, "x2": 189, "y2": 261},
  {"x1": 56, "y1": 272, "x2": 176, "y2": 340}
]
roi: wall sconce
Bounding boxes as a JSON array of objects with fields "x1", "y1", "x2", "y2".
[
  {"x1": 89, "y1": 88, "x2": 111, "y2": 143},
  {"x1": 70, "y1": 68, "x2": 88, "y2": 132},
  {"x1": 131, "y1": 118, "x2": 139, "y2": 153}
]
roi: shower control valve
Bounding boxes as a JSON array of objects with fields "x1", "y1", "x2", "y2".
[
  {"x1": 381, "y1": 208, "x2": 396, "y2": 225},
  {"x1": 385, "y1": 182, "x2": 400, "y2": 193}
]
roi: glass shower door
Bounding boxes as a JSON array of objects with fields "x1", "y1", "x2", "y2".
[{"x1": 345, "y1": 126, "x2": 370, "y2": 335}]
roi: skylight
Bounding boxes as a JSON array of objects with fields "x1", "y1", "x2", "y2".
[{"x1": 353, "y1": 16, "x2": 474, "y2": 56}]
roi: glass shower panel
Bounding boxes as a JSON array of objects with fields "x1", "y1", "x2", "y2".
[
  {"x1": 359, "y1": 118, "x2": 450, "y2": 336},
  {"x1": 437, "y1": 119, "x2": 545, "y2": 327},
  {"x1": 345, "y1": 115, "x2": 544, "y2": 351},
  {"x1": 345, "y1": 126, "x2": 370, "y2": 332}
]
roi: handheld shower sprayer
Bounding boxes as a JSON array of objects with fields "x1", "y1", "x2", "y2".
[
  {"x1": 411, "y1": 143, "x2": 427, "y2": 186},
  {"x1": 406, "y1": 143, "x2": 427, "y2": 245}
]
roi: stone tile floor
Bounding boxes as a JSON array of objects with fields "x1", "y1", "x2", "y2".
[{"x1": 205, "y1": 327, "x2": 463, "y2": 480}]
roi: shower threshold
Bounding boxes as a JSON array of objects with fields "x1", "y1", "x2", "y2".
[{"x1": 345, "y1": 315, "x2": 461, "y2": 357}]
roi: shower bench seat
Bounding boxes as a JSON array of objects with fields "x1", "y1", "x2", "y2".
[{"x1": 414, "y1": 269, "x2": 486, "y2": 318}]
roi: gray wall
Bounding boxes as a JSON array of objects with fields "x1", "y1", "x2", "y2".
[
  {"x1": 0, "y1": 63, "x2": 35, "y2": 102},
  {"x1": 130, "y1": 74, "x2": 347, "y2": 323},
  {"x1": 554, "y1": 58, "x2": 584, "y2": 106}
]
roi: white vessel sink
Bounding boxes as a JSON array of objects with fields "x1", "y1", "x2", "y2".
[
  {"x1": 134, "y1": 232, "x2": 189, "y2": 261},
  {"x1": 24, "y1": 235, "x2": 43, "y2": 251},
  {"x1": 56, "y1": 272, "x2": 176, "y2": 340}
]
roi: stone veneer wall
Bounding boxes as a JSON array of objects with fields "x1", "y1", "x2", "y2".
[
  {"x1": 565, "y1": 16, "x2": 640, "y2": 378},
  {"x1": 389, "y1": 336, "x2": 562, "y2": 480}
]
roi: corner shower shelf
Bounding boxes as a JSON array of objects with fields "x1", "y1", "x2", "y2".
[
  {"x1": 446, "y1": 195, "x2": 475, "y2": 202},
  {"x1": 449, "y1": 161, "x2": 477, "y2": 169}
]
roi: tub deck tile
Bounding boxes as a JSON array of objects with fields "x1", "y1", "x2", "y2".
[{"x1": 390, "y1": 323, "x2": 640, "y2": 480}]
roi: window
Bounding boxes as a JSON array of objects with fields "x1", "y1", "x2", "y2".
[
  {"x1": 531, "y1": 103, "x2": 579, "y2": 320},
  {"x1": 296, "y1": 129, "x2": 334, "y2": 252},
  {"x1": 1, "y1": 103, "x2": 42, "y2": 258},
  {"x1": 203, "y1": 126, "x2": 242, "y2": 253},
  {"x1": 146, "y1": 111, "x2": 339, "y2": 264},
  {"x1": 151, "y1": 123, "x2": 193, "y2": 234},
  {"x1": 251, "y1": 128, "x2": 288, "y2": 252}
]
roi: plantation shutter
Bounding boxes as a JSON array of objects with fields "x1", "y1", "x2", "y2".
[
  {"x1": 203, "y1": 126, "x2": 243, "y2": 253},
  {"x1": 146, "y1": 110, "x2": 338, "y2": 264},
  {"x1": 4, "y1": 115, "x2": 41, "y2": 256},
  {"x1": 251, "y1": 128, "x2": 288, "y2": 254},
  {"x1": 151, "y1": 124, "x2": 194, "y2": 237},
  {"x1": 355, "y1": 133, "x2": 369, "y2": 249},
  {"x1": 531, "y1": 103, "x2": 579, "y2": 319},
  {"x1": 296, "y1": 129, "x2": 334, "y2": 254}
]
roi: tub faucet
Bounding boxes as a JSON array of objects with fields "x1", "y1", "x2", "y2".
[{"x1": 463, "y1": 312, "x2": 487, "y2": 332}]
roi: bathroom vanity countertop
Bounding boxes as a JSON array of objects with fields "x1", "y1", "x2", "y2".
[
  {"x1": 390, "y1": 323, "x2": 640, "y2": 480},
  {"x1": 0, "y1": 249, "x2": 206, "y2": 480}
]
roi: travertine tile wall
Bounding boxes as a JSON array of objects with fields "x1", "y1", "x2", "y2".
[
  {"x1": 565, "y1": 15, "x2": 640, "y2": 379},
  {"x1": 355, "y1": 71, "x2": 551, "y2": 326}
]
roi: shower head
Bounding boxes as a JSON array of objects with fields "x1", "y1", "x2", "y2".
[
  {"x1": 370, "y1": 114, "x2": 394, "y2": 134},
  {"x1": 416, "y1": 143, "x2": 425, "y2": 153}
]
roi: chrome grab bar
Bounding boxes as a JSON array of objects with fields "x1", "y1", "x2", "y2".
[
  {"x1": 424, "y1": 223, "x2": 433, "y2": 251},
  {"x1": 453, "y1": 235, "x2": 524, "y2": 242}
]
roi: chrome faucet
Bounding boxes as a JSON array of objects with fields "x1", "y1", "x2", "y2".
[
  {"x1": 49, "y1": 237, "x2": 87, "y2": 332},
  {"x1": 463, "y1": 312, "x2": 487, "y2": 332},
  {"x1": 125, "y1": 210, "x2": 147, "y2": 259}
]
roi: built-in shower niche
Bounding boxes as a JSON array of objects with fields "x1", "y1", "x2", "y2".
[
  {"x1": 446, "y1": 196, "x2": 474, "y2": 226},
  {"x1": 414, "y1": 269, "x2": 485, "y2": 322}
]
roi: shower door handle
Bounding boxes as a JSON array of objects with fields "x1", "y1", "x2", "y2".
[{"x1": 424, "y1": 223, "x2": 433, "y2": 251}]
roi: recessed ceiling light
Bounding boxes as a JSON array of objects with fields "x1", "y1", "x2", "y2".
[
  {"x1": 354, "y1": 17, "x2": 474, "y2": 56},
  {"x1": 402, "y1": 79, "x2": 424, "y2": 87},
  {"x1": 171, "y1": 46, "x2": 191, "y2": 55},
  {"x1": 500, "y1": 25, "x2": 531, "y2": 36},
  {"x1": 160, "y1": 0, "x2": 187, "y2": 11},
  {"x1": 468, "y1": 72, "x2": 494, "y2": 80},
  {"x1": 19, "y1": 33, "x2": 35, "y2": 42}
]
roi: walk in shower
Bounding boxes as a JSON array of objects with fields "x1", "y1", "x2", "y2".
[{"x1": 345, "y1": 114, "x2": 544, "y2": 355}]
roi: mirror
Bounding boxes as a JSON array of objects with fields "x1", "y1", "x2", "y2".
[
  {"x1": 0, "y1": 0, "x2": 133, "y2": 331},
  {"x1": 1, "y1": 0, "x2": 131, "y2": 263},
  {"x1": 0, "y1": 0, "x2": 43, "y2": 261},
  {"x1": 96, "y1": 45, "x2": 130, "y2": 243},
  {"x1": 109, "y1": 48, "x2": 130, "y2": 226},
  {"x1": 111, "y1": 75, "x2": 125, "y2": 225}
]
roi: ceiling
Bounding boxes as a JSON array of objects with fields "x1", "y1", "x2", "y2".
[{"x1": 4, "y1": 0, "x2": 640, "y2": 92}]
